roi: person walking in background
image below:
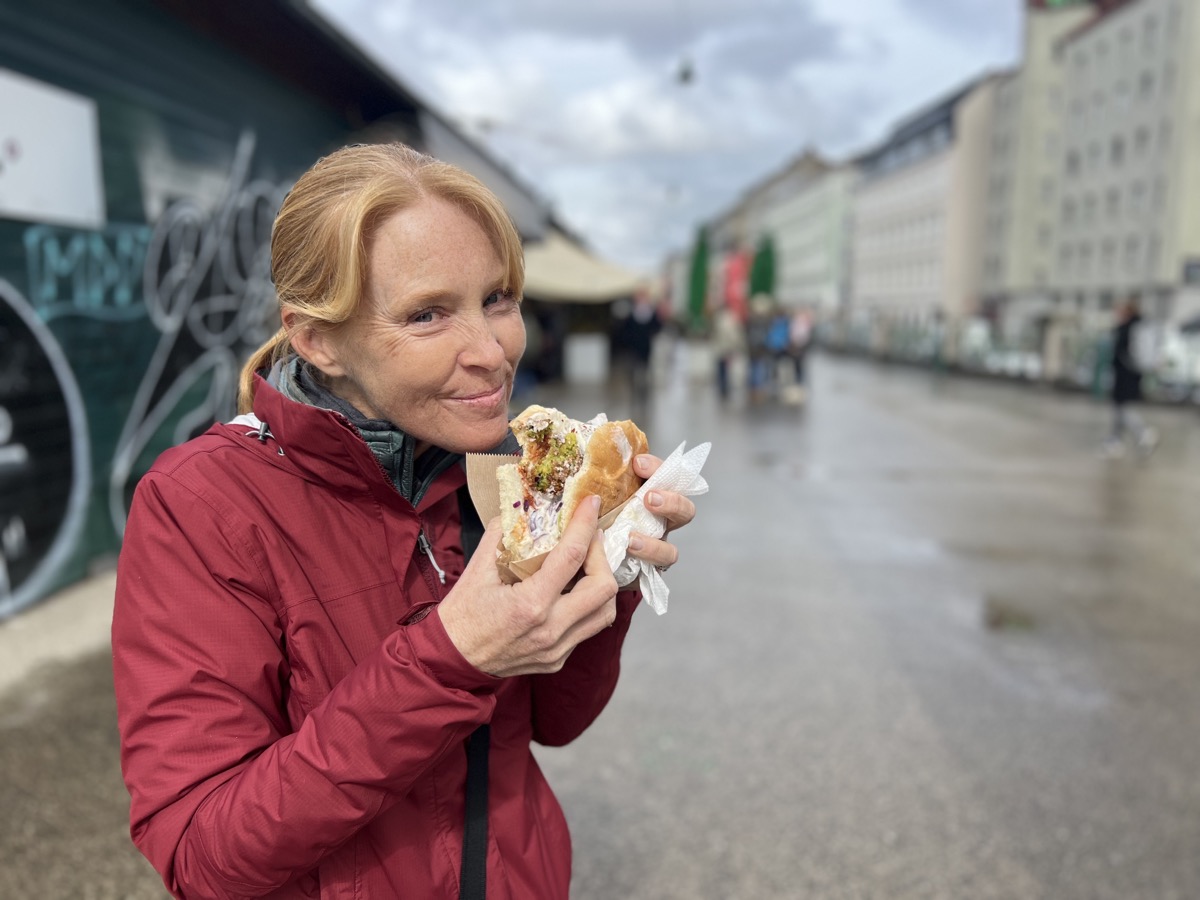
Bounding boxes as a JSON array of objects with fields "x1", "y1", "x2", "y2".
[
  {"x1": 784, "y1": 305, "x2": 814, "y2": 404},
  {"x1": 711, "y1": 302, "x2": 745, "y2": 402},
  {"x1": 745, "y1": 293, "x2": 775, "y2": 404},
  {"x1": 1101, "y1": 298, "x2": 1158, "y2": 458},
  {"x1": 615, "y1": 285, "x2": 662, "y2": 409}
]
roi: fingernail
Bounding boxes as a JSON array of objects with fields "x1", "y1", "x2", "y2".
[
  {"x1": 590, "y1": 495, "x2": 601, "y2": 513},
  {"x1": 628, "y1": 535, "x2": 644, "y2": 552},
  {"x1": 646, "y1": 491, "x2": 663, "y2": 509}
]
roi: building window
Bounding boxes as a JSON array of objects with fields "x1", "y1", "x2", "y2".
[
  {"x1": 1060, "y1": 244, "x2": 1074, "y2": 276},
  {"x1": 1062, "y1": 197, "x2": 1077, "y2": 226},
  {"x1": 1101, "y1": 239, "x2": 1116, "y2": 274},
  {"x1": 1124, "y1": 236, "x2": 1141, "y2": 274},
  {"x1": 1087, "y1": 141, "x2": 1102, "y2": 170},
  {"x1": 1147, "y1": 235, "x2": 1162, "y2": 274},
  {"x1": 1134, "y1": 127, "x2": 1151, "y2": 157},
  {"x1": 1083, "y1": 193, "x2": 1097, "y2": 223},
  {"x1": 1143, "y1": 16, "x2": 1158, "y2": 52},
  {"x1": 1106, "y1": 187, "x2": 1122, "y2": 219},
  {"x1": 1111, "y1": 136, "x2": 1126, "y2": 166},
  {"x1": 1114, "y1": 80, "x2": 1130, "y2": 109},
  {"x1": 1065, "y1": 150, "x2": 1081, "y2": 176},
  {"x1": 1130, "y1": 181, "x2": 1147, "y2": 215},
  {"x1": 1139, "y1": 71, "x2": 1156, "y2": 100}
]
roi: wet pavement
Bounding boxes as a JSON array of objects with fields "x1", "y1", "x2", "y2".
[{"x1": 3, "y1": 349, "x2": 1200, "y2": 898}]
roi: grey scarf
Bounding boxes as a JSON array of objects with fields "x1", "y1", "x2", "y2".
[{"x1": 272, "y1": 355, "x2": 458, "y2": 505}]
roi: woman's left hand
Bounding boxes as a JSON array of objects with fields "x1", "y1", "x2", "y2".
[{"x1": 625, "y1": 453, "x2": 697, "y2": 572}]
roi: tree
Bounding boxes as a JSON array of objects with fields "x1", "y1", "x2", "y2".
[
  {"x1": 687, "y1": 225, "x2": 709, "y2": 332},
  {"x1": 749, "y1": 233, "x2": 776, "y2": 299}
]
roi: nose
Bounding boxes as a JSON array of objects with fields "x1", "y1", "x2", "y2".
[{"x1": 458, "y1": 313, "x2": 510, "y2": 370}]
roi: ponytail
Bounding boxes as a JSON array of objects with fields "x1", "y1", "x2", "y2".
[{"x1": 237, "y1": 328, "x2": 290, "y2": 414}]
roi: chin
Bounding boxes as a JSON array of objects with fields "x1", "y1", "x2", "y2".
[{"x1": 445, "y1": 416, "x2": 512, "y2": 455}]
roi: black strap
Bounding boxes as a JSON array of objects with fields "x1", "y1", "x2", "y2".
[
  {"x1": 457, "y1": 485, "x2": 490, "y2": 899},
  {"x1": 459, "y1": 723, "x2": 490, "y2": 899},
  {"x1": 457, "y1": 484, "x2": 485, "y2": 562}
]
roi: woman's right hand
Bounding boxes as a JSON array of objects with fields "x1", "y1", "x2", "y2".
[{"x1": 437, "y1": 495, "x2": 619, "y2": 677}]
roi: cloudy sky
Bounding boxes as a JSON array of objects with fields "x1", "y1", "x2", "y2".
[{"x1": 309, "y1": 0, "x2": 1024, "y2": 274}]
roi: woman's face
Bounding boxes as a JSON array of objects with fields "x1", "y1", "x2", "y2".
[{"x1": 310, "y1": 196, "x2": 525, "y2": 454}]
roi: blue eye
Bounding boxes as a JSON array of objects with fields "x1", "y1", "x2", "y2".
[
  {"x1": 485, "y1": 289, "x2": 515, "y2": 308},
  {"x1": 412, "y1": 309, "x2": 435, "y2": 324}
]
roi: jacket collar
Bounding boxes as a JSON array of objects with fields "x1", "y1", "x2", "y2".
[
  {"x1": 245, "y1": 360, "x2": 516, "y2": 507},
  {"x1": 275, "y1": 357, "x2": 458, "y2": 505}
]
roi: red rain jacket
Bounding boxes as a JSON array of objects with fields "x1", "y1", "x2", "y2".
[{"x1": 112, "y1": 378, "x2": 639, "y2": 899}]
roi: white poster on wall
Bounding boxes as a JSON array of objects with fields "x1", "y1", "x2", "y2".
[{"x1": 0, "y1": 68, "x2": 105, "y2": 229}]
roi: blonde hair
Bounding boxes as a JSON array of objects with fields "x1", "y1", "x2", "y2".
[{"x1": 238, "y1": 142, "x2": 525, "y2": 412}]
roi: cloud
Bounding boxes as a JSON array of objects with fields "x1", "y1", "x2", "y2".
[
  {"x1": 895, "y1": 0, "x2": 1023, "y2": 46},
  {"x1": 310, "y1": 0, "x2": 1022, "y2": 270}
]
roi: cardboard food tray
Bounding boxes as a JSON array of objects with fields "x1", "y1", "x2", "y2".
[{"x1": 466, "y1": 453, "x2": 631, "y2": 582}]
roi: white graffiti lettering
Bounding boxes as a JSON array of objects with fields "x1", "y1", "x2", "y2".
[{"x1": 108, "y1": 129, "x2": 289, "y2": 536}]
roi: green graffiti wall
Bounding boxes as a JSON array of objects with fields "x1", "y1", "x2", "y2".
[{"x1": 0, "y1": 0, "x2": 420, "y2": 616}]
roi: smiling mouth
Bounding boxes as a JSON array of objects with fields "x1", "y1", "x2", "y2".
[{"x1": 454, "y1": 384, "x2": 507, "y2": 406}]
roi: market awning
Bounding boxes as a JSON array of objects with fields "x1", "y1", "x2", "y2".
[{"x1": 521, "y1": 229, "x2": 644, "y2": 304}]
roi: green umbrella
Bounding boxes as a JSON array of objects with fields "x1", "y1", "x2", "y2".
[
  {"x1": 749, "y1": 233, "x2": 776, "y2": 298},
  {"x1": 687, "y1": 225, "x2": 709, "y2": 332}
]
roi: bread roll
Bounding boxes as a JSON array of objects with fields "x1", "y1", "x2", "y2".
[{"x1": 498, "y1": 405, "x2": 648, "y2": 563}]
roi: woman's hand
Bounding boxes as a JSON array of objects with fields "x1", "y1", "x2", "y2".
[
  {"x1": 625, "y1": 452, "x2": 696, "y2": 572},
  {"x1": 438, "y1": 496, "x2": 619, "y2": 677}
]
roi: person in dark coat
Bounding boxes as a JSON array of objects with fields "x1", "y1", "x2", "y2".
[
  {"x1": 615, "y1": 287, "x2": 662, "y2": 409},
  {"x1": 1101, "y1": 299, "x2": 1158, "y2": 457}
]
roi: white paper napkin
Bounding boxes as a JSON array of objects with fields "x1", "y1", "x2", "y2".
[{"x1": 603, "y1": 441, "x2": 711, "y2": 614}]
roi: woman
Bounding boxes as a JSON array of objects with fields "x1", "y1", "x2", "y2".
[
  {"x1": 1102, "y1": 298, "x2": 1158, "y2": 457},
  {"x1": 112, "y1": 143, "x2": 696, "y2": 899}
]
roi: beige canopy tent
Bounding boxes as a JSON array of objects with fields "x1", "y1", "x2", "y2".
[{"x1": 521, "y1": 228, "x2": 645, "y2": 303}]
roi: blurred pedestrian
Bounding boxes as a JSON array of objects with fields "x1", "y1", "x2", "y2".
[
  {"x1": 790, "y1": 306, "x2": 814, "y2": 380},
  {"x1": 778, "y1": 305, "x2": 813, "y2": 406},
  {"x1": 711, "y1": 302, "x2": 745, "y2": 401},
  {"x1": 1100, "y1": 298, "x2": 1158, "y2": 458},
  {"x1": 615, "y1": 285, "x2": 662, "y2": 408},
  {"x1": 745, "y1": 293, "x2": 775, "y2": 404}
]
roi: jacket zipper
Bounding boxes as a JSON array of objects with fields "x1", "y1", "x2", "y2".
[{"x1": 416, "y1": 529, "x2": 447, "y2": 585}]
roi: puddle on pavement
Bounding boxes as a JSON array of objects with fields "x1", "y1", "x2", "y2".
[{"x1": 982, "y1": 595, "x2": 1037, "y2": 631}]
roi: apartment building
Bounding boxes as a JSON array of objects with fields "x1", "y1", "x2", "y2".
[
  {"x1": 760, "y1": 162, "x2": 857, "y2": 314},
  {"x1": 850, "y1": 74, "x2": 1002, "y2": 324},
  {"x1": 981, "y1": 1, "x2": 1096, "y2": 331},
  {"x1": 1049, "y1": 0, "x2": 1200, "y2": 328}
]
